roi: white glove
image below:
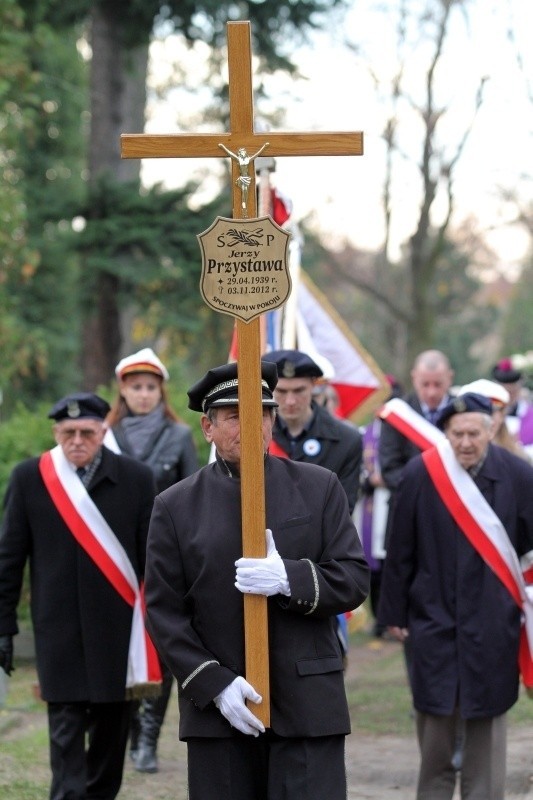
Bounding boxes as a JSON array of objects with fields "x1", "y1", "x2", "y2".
[
  {"x1": 235, "y1": 529, "x2": 290, "y2": 597},
  {"x1": 213, "y1": 676, "x2": 265, "y2": 736}
]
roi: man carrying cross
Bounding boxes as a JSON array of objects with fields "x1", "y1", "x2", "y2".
[
  {"x1": 124, "y1": 21, "x2": 367, "y2": 795},
  {"x1": 143, "y1": 360, "x2": 369, "y2": 799},
  {"x1": 121, "y1": 18, "x2": 365, "y2": 719}
]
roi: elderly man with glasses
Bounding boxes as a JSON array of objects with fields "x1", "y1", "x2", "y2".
[{"x1": 0, "y1": 392, "x2": 157, "y2": 800}]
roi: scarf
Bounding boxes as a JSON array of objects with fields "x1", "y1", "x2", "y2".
[{"x1": 120, "y1": 403, "x2": 166, "y2": 460}]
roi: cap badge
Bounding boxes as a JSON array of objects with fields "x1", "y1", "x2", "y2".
[
  {"x1": 67, "y1": 401, "x2": 81, "y2": 418},
  {"x1": 453, "y1": 397, "x2": 467, "y2": 413},
  {"x1": 281, "y1": 361, "x2": 296, "y2": 378}
]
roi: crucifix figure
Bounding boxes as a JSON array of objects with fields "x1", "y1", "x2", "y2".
[
  {"x1": 122, "y1": 20, "x2": 363, "y2": 728},
  {"x1": 218, "y1": 142, "x2": 270, "y2": 216}
]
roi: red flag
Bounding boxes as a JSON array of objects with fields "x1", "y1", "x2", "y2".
[{"x1": 271, "y1": 188, "x2": 292, "y2": 225}]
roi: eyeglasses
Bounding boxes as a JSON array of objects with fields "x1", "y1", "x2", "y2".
[{"x1": 56, "y1": 427, "x2": 102, "y2": 440}]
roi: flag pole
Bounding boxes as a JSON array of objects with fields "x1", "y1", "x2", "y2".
[{"x1": 281, "y1": 223, "x2": 302, "y2": 349}]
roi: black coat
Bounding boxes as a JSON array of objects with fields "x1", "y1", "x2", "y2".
[
  {"x1": 144, "y1": 455, "x2": 369, "y2": 739},
  {"x1": 378, "y1": 444, "x2": 533, "y2": 719},
  {"x1": 0, "y1": 447, "x2": 156, "y2": 702},
  {"x1": 112, "y1": 417, "x2": 199, "y2": 492},
  {"x1": 378, "y1": 392, "x2": 452, "y2": 548},
  {"x1": 272, "y1": 402, "x2": 363, "y2": 512},
  {"x1": 378, "y1": 392, "x2": 442, "y2": 491}
]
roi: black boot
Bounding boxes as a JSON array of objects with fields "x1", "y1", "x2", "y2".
[
  {"x1": 129, "y1": 700, "x2": 141, "y2": 762},
  {"x1": 135, "y1": 735, "x2": 158, "y2": 773},
  {"x1": 135, "y1": 670, "x2": 173, "y2": 773}
]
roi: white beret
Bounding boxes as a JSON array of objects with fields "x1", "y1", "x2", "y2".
[
  {"x1": 459, "y1": 378, "x2": 510, "y2": 406},
  {"x1": 115, "y1": 347, "x2": 169, "y2": 381}
]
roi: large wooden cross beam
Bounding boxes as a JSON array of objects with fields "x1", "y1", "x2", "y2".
[{"x1": 122, "y1": 20, "x2": 363, "y2": 727}]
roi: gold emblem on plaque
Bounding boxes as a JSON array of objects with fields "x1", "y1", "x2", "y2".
[{"x1": 198, "y1": 216, "x2": 291, "y2": 324}]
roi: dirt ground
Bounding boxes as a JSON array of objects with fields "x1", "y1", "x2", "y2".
[
  {"x1": 117, "y1": 637, "x2": 533, "y2": 800},
  {"x1": 3, "y1": 634, "x2": 532, "y2": 799},
  {"x1": 119, "y1": 715, "x2": 533, "y2": 800}
]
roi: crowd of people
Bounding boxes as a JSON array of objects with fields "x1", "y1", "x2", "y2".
[{"x1": 0, "y1": 344, "x2": 532, "y2": 800}]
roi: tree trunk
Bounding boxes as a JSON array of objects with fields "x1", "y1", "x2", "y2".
[{"x1": 81, "y1": 4, "x2": 149, "y2": 389}]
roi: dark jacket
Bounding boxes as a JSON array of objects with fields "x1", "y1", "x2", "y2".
[
  {"x1": 112, "y1": 418, "x2": 198, "y2": 492},
  {"x1": 0, "y1": 447, "x2": 156, "y2": 702},
  {"x1": 378, "y1": 444, "x2": 533, "y2": 719},
  {"x1": 379, "y1": 393, "x2": 428, "y2": 491},
  {"x1": 144, "y1": 455, "x2": 369, "y2": 739},
  {"x1": 272, "y1": 402, "x2": 363, "y2": 512},
  {"x1": 378, "y1": 392, "x2": 452, "y2": 549}
]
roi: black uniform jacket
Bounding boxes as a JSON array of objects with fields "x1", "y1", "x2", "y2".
[
  {"x1": 0, "y1": 447, "x2": 156, "y2": 702},
  {"x1": 378, "y1": 443, "x2": 533, "y2": 719},
  {"x1": 272, "y1": 402, "x2": 363, "y2": 512},
  {"x1": 144, "y1": 455, "x2": 369, "y2": 739}
]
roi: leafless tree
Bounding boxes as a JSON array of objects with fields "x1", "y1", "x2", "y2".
[{"x1": 332, "y1": 0, "x2": 487, "y2": 371}]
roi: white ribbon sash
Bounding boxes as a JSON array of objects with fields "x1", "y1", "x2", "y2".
[
  {"x1": 103, "y1": 428, "x2": 121, "y2": 454},
  {"x1": 379, "y1": 398, "x2": 444, "y2": 451}
]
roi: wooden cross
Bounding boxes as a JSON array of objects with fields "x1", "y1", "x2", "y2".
[{"x1": 122, "y1": 20, "x2": 363, "y2": 727}]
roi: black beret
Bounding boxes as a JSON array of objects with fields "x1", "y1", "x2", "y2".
[
  {"x1": 48, "y1": 392, "x2": 110, "y2": 422},
  {"x1": 187, "y1": 362, "x2": 279, "y2": 413},
  {"x1": 491, "y1": 359, "x2": 522, "y2": 384},
  {"x1": 436, "y1": 392, "x2": 492, "y2": 430},
  {"x1": 261, "y1": 349, "x2": 323, "y2": 379}
]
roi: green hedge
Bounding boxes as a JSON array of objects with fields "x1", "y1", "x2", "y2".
[
  {"x1": 0, "y1": 403, "x2": 56, "y2": 629},
  {"x1": 0, "y1": 402, "x2": 56, "y2": 511}
]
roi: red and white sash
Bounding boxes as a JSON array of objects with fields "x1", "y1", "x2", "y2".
[
  {"x1": 422, "y1": 439, "x2": 533, "y2": 688},
  {"x1": 379, "y1": 398, "x2": 444, "y2": 451},
  {"x1": 39, "y1": 446, "x2": 161, "y2": 694}
]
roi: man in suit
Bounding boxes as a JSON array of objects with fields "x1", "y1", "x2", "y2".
[
  {"x1": 378, "y1": 393, "x2": 533, "y2": 800},
  {"x1": 144, "y1": 362, "x2": 369, "y2": 800},
  {"x1": 378, "y1": 349, "x2": 458, "y2": 754},
  {"x1": 0, "y1": 392, "x2": 156, "y2": 800},
  {"x1": 379, "y1": 349, "x2": 454, "y2": 494}
]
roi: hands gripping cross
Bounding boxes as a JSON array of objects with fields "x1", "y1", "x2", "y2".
[{"x1": 235, "y1": 529, "x2": 290, "y2": 597}]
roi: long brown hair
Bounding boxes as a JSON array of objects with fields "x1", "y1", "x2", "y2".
[{"x1": 493, "y1": 421, "x2": 531, "y2": 462}]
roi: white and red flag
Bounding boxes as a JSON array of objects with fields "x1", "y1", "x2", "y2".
[
  {"x1": 227, "y1": 164, "x2": 388, "y2": 420},
  {"x1": 228, "y1": 175, "x2": 388, "y2": 421}
]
